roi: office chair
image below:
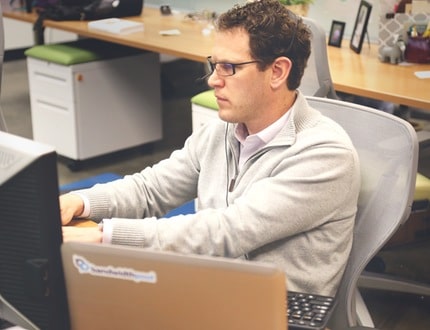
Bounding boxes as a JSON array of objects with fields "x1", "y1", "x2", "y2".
[
  {"x1": 299, "y1": 16, "x2": 337, "y2": 99},
  {"x1": 304, "y1": 96, "x2": 419, "y2": 329},
  {"x1": 0, "y1": 2, "x2": 7, "y2": 132},
  {"x1": 357, "y1": 135, "x2": 430, "y2": 305},
  {"x1": 357, "y1": 153, "x2": 430, "y2": 318}
]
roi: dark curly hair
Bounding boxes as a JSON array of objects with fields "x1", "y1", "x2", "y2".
[{"x1": 215, "y1": 0, "x2": 311, "y2": 90}]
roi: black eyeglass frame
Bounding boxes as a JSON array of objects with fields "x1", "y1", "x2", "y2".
[{"x1": 206, "y1": 56, "x2": 262, "y2": 76}]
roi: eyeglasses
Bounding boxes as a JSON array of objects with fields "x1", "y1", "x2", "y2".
[{"x1": 206, "y1": 56, "x2": 261, "y2": 77}]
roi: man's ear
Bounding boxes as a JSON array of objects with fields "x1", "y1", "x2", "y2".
[{"x1": 270, "y1": 57, "x2": 291, "y2": 89}]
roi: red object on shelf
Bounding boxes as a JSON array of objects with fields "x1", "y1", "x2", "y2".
[{"x1": 405, "y1": 36, "x2": 430, "y2": 63}]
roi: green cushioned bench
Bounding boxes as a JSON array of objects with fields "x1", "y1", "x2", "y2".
[
  {"x1": 25, "y1": 39, "x2": 142, "y2": 66},
  {"x1": 191, "y1": 89, "x2": 218, "y2": 111},
  {"x1": 415, "y1": 173, "x2": 430, "y2": 201}
]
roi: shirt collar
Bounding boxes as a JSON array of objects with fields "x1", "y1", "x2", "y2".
[{"x1": 234, "y1": 109, "x2": 291, "y2": 144}]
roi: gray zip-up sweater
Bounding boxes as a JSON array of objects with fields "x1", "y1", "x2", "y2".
[{"x1": 77, "y1": 92, "x2": 360, "y2": 296}]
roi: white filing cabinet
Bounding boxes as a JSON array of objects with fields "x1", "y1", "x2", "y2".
[
  {"x1": 191, "y1": 103, "x2": 219, "y2": 132},
  {"x1": 27, "y1": 52, "x2": 162, "y2": 162}
]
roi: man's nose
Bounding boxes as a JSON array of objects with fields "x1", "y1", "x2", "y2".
[{"x1": 207, "y1": 70, "x2": 223, "y2": 88}]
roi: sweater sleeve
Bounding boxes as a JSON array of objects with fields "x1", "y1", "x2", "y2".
[{"x1": 73, "y1": 130, "x2": 206, "y2": 221}]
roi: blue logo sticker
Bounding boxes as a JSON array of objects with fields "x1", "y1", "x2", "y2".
[{"x1": 72, "y1": 254, "x2": 157, "y2": 284}]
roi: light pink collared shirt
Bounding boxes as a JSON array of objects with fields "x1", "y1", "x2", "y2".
[{"x1": 234, "y1": 110, "x2": 291, "y2": 170}]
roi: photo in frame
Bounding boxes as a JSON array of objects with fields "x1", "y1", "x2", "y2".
[
  {"x1": 350, "y1": 1, "x2": 372, "y2": 54},
  {"x1": 328, "y1": 20, "x2": 346, "y2": 47}
]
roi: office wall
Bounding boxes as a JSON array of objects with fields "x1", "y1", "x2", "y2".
[
  {"x1": 146, "y1": 0, "x2": 397, "y2": 43},
  {"x1": 146, "y1": 0, "x2": 237, "y2": 12},
  {"x1": 5, "y1": 0, "x2": 397, "y2": 50},
  {"x1": 307, "y1": 0, "x2": 397, "y2": 43}
]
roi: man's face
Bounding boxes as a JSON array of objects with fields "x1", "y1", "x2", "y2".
[{"x1": 207, "y1": 28, "x2": 272, "y2": 133}]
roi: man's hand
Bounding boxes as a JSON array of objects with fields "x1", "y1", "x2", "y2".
[
  {"x1": 62, "y1": 226, "x2": 102, "y2": 243},
  {"x1": 59, "y1": 193, "x2": 85, "y2": 225}
]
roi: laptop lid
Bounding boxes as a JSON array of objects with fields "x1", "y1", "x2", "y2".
[{"x1": 61, "y1": 242, "x2": 288, "y2": 330}]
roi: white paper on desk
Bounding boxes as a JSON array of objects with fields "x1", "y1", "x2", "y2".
[
  {"x1": 159, "y1": 29, "x2": 181, "y2": 36},
  {"x1": 88, "y1": 18, "x2": 144, "y2": 35},
  {"x1": 414, "y1": 71, "x2": 430, "y2": 79}
]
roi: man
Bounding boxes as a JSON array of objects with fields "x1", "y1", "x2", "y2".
[{"x1": 61, "y1": 0, "x2": 360, "y2": 297}]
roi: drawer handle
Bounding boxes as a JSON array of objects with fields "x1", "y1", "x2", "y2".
[
  {"x1": 36, "y1": 99, "x2": 68, "y2": 112},
  {"x1": 34, "y1": 71, "x2": 67, "y2": 84}
]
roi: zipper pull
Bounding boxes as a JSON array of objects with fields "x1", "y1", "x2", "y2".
[{"x1": 228, "y1": 178, "x2": 236, "y2": 192}]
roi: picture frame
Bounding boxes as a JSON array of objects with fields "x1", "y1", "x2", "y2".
[
  {"x1": 350, "y1": 1, "x2": 372, "y2": 54},
  {"x1": 328, "y1": 20, "x2": 346, "y2": 47}
]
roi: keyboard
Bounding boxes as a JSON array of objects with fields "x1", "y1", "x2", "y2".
[{"x1": 287, "y1": 291, "x2": 335, "y2": 330}]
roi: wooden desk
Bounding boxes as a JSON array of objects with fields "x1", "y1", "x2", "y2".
[
  {"x1": 328, "y1": 42, "x2": 430, "y2": 111},
  {"x1": 3, "y1": 4, "x2": 430, "y2": 110},
  {"x1": 3, "y1": 5, "x2": 214, "y2": 62},
  {"x1": 69, "y1": 219, "x2": 97, "y2": 227}
]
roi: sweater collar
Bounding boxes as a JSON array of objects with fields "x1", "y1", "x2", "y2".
[{"x1": 228, "y1": 91, "x2": 320, "y2": 148}]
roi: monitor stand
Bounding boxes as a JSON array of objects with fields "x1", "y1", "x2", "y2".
[{"x1": 0, "y1": 294, "x2": 39, "y2": 330}]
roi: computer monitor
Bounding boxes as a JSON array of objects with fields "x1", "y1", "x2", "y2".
[{"x1": 0, "y1": 131, "x2": 69, "y2": 330}]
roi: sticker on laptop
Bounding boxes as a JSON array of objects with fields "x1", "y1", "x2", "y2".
[{"x1": 72, "y1": 254, "x2": 157, "y2": 284}]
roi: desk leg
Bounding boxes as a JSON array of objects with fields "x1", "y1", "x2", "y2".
[
  {"x1": 34, "y1": 27, "x2": 45, "y2": 45},
  {"x1": 25, "y1": 0, "x2": 32, "y2": 13}
]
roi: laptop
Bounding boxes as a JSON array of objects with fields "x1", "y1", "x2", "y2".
[{"x1": 61, "y1": 242, "x2": 287, "y2": 330}]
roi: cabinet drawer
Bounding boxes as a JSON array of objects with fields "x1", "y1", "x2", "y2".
[
  {"x1": 192, "y1": 104, "x2": 219, "y2": 131},
  {"x1": 27, "y1": 58, "x2": 75, "y2": 102},
  {"x1": 29, "y1": 92, "x2": 78, "y2": 158}
]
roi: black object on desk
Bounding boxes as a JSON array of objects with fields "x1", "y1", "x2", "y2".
[{"x1": 160, "y1": 5, "x2": 171, "y2": 15}]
